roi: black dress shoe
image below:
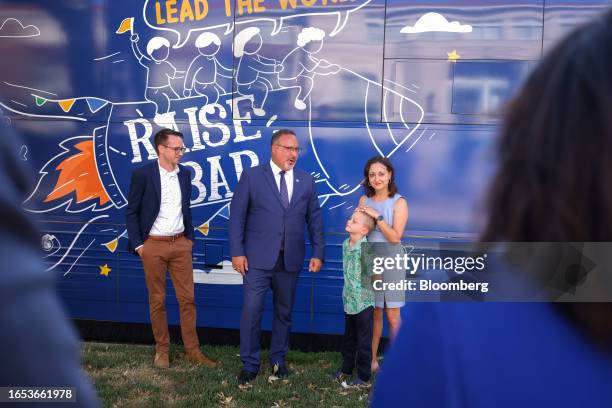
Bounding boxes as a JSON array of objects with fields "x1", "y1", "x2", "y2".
[
  {"x1": 274, "y1": 363, "x2": 290, "y2": 378},
  {"x1": 238, "y1": 369, "x2": 257, "y2": 384}
]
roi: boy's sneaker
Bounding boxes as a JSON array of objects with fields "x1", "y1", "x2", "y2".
[
  {"x1": 347, "y1": 377, "x2": 371, "y2": 388},
  {"x1": 332, "y1": 370, "x2": 350, "y2": 382}
]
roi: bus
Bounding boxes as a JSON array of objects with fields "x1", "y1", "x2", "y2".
[{"x1": 0, "y1": 0, "x2": 609, "y2": 338}]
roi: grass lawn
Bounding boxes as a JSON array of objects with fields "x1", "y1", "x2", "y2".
[{"x1": 83, "y1": 342, "x2": 373, "y2": 407}]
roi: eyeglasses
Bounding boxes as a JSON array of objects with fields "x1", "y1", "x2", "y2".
[
  {"x1": 162, "y1": 144, "x2": 187, "y2": 154},
  {"x1": 275, "y1": 144, "x2": 303, "y2": 154}
]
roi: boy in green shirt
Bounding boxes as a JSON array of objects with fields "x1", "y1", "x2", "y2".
[{"x1": 334, "y1": 210, "x2": 376, "y2": 386}]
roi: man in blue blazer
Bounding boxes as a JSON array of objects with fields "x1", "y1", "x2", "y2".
[
  {"x1": 230, "y1": 129, "x2": 325, "y2": 384},
  {"x1": 126, "y1": 128, "x2": 216, "y2": 369}
]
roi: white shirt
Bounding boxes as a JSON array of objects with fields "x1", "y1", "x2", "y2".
[
  {"x1": 270, "y1": 160, "x2": 293, "y2": 203},
  {"x1": 149, "y1": 161, "x2": 185, "y2": 236}
]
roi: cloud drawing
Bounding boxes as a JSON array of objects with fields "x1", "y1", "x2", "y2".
[
  {"x1": 401, "y1": 12, "x2": 472, "y2": 34},
  {"x1": 0, "y1": 18, "x2": 41, "y2": 38}
]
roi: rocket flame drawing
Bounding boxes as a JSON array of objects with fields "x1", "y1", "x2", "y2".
[
  {"x1": 24, "y1": 136, "x2": 113, "y2": 213},
  {"x1": 45, "y1": 140, "x2": 110, "y2": 205}
]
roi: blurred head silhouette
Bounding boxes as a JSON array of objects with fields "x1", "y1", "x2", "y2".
[
  {"x1": 482, "y1": 10, "x2": 612, "y2": 243},
  {"x1": 481, "y1": 9, "x2": 612, "y2": 347}
]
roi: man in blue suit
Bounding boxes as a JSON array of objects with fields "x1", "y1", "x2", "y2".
[
  {"x1": 126, "y1": 128, "x2": 216, "y2": 369},
  {"x1": 230, "y1": 129, "x2": 325, "y2": 384}
]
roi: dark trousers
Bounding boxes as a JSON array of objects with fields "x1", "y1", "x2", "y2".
[
  {"x1": 341, "y1": 306, "x2": 373, "y2": 381},
  {"x1": 240, "y1": 252, "x2": 299, "y2": 373}
]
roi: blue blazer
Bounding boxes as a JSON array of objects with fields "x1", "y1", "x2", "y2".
[
  {"x1": 229, "y1": 164, "x2": 324, "y2": 271},
  {"x1": 125, "y1": 162, "x2": 194, "y2": 254}
]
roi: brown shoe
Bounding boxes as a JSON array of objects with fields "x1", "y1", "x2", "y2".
[
  {"x1": 185, "y1": 350, "x2": 217, "y2": 368},
  {"x1": 154, "y1": 352, "x2": 169, "y2": 369}
]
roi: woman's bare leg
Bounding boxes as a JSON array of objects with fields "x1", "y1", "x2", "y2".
[
  {"x1": 371, "y1": 306, "x2": 384, "y2": 372},
  {"x1": 385, "y1": 307, "x2": 402, "y2": 341}
]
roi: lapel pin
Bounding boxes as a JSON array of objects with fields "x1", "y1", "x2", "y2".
[{"x1": 296, "y1": 179, "x2": 300, "y2": 183}]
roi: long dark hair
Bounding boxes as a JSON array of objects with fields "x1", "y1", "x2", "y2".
[
  {"x1": 362, "y1": 156, "x2": 398, "y2": 198},
  {"x1": 481, "y1": 10, "x2": 612, "y2": 348}
]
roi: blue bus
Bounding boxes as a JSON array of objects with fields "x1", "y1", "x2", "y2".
[{"x1": 0, "y1": 0, "x2": 609, "y2": 337}]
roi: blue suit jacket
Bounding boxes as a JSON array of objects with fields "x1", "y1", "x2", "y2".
[
  {"x1": 125, "y1": 161, "x2": 194, "y2": 254},
  {"x1": 229, "y1": 164, "x2": 324, "y2": 271}
]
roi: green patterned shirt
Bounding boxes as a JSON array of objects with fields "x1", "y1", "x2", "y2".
[{"x1": 342, "y1": 237, "x2": 374, "y2": 314}]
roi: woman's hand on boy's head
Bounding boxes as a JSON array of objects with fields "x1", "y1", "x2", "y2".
[{"x1": 358, "y1": 205, "x2": 380, "y2": 220}]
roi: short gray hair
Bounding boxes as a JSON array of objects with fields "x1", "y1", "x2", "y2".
[{"x1": 271, "y1": 129, "x2": 295, "y2": 145}]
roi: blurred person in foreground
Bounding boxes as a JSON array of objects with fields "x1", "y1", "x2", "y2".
[
  {"x1": 372, "y1": 9, "x2": 612, "y2": 408},
  {"x1": 0, "y1": 119, "x2": 98, "y2": 406}
]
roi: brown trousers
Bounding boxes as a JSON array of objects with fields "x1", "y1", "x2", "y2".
[{"x1": 141, "y1": 236, "x2": 199, "y2": 354}]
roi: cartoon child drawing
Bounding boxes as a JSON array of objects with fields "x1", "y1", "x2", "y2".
[
  {"x1": 234, "y1": 27, "x2": 280, "y2": 117},
  {"x1": 183, "y1": 32, "x2": 233, "y2": 105},
  {"x1": 279, "y1": 27, "x2": 341, "y2": 110},
  {"x1": 130, "y1": 33, "x2": 183, "y2": 123}
]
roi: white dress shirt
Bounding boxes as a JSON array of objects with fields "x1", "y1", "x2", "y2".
[
  {"x1": 270, "y1": 160, "x2": 293, "y2": 203},
  {"x1": 149, "y1": 161, "x2": 185, "y2": 236}
]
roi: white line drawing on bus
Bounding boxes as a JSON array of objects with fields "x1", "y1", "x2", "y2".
[
  {"x1": 183, "y1": 32, "x2": 233, "y2": 105},
  {"x1": 44, "y1": 214, "x2": 109, "y2": 272},
  {"x1": 278, "y1": 27, "x2": 341, "y2": 110},
  {"x1": 41, "y1": 234, "x2": 61, "y2": 258},
  {"x1": 234, "y1": 27, "x2": 281, "y2": 117},
  {"x1": 0, "y1": 18, "x2": 40, "y2": 38},
  {"x1": 129, "y1": 33, "x2": 184, "y2": 126},
  {"x1": 19, "y1": 144, "x2": 28, "y2": 161}
]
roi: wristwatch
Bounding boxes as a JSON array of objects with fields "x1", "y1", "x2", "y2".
[{"x1": 376, "y1": 214, "x2": 384, "y2": 223}]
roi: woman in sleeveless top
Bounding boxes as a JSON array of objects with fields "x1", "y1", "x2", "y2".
[{"x1": 358, "y1": 156, "x2": 408, "y2": 373}]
